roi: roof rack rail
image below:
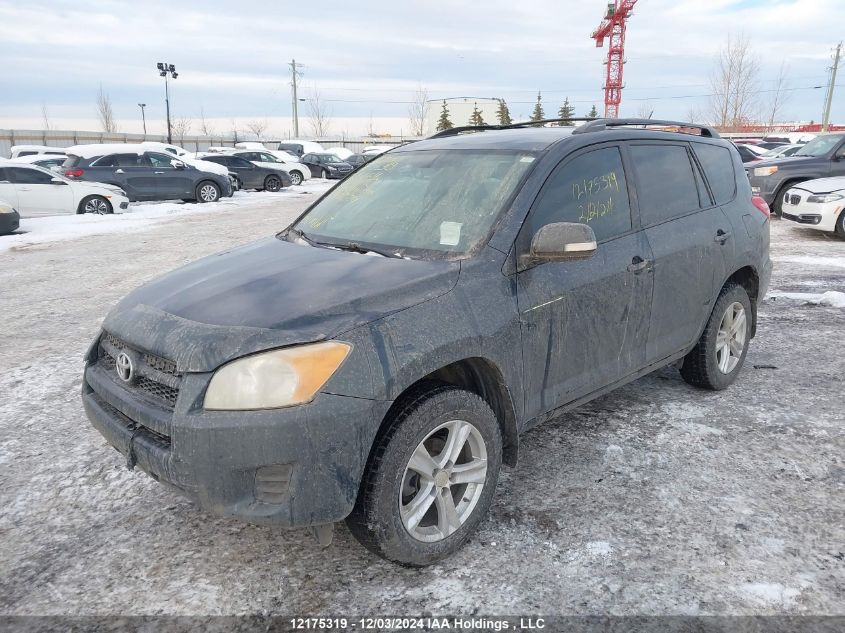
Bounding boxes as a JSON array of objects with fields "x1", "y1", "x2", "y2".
[
  {"x1": 428, "y1": 117, "x2": 599, "y2": 139},
  {"x1": 572, "y1": 118, "x2": 720, "y2": 138}
]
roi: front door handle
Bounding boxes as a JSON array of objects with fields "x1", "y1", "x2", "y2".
[
  {"x1": 627, "y1": 256, "x2": 651, "y2": 273},
  {"x1": 114, "y1": 169, "x2": 125, "y2": 174},
  {"x1": 715, "y1": 229, "x2": 732, "y2": 244},
  {"x1": 154, "y1": 171, "x2": 165, "y2": 175}
]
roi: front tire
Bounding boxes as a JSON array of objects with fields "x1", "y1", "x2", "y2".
[
  {"x1": 346, "y1": 384, "x2": 502, "y2": 566},
  {"x1": 681, "y1": 283, "x2": 752, "y2": 390},
  {"x1": 77, "y1": 195, "x2": 113, "y2": 215},
  {"x1": 320, "y1": 168, "x2": 328, "y2": 179},
  {"x1": 289, "y1": 170, "x2": 303, "y2": 186},
  {"x1": 196, "y1": 181, "x2": 221, "y2": 203},
  {"x1": 835, "y1": 211, "x2": 845, "y2": 238}
]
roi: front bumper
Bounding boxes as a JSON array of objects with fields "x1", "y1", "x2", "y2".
[
  {"x1": 83, "y1": 345, "x2": 390, "y2": 527},
  {"x1": 0, "y1": 210, "x2": 20, "y2": 235}
]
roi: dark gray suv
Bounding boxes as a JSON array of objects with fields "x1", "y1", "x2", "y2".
[
  {"x1": 63, "y1": 148, "x2": 232, "y2": 202},
  {"x1": 82, "y1": 119, "x2": 772, "y2": 566}
]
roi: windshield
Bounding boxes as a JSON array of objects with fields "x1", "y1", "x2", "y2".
[
  {"x1": 319, "y1": 154, "x2": 344, "y2": 163},
  {"x1": 292, "y1": 149, "x2": 537, "y2": 257},
  {"x1": 795, "y1": 135, "x2": 844, "y2": 157}
]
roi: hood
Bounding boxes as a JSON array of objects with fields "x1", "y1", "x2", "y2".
[
  {"x1": 104, "y1": 237, "x2": 460, "y2": 372},
  {"x1": 792, "y1": 177, "x2": 845, "y2": 194},
  {"x1": 751, "y1": 155, "x2": 816, "y2": 169}
]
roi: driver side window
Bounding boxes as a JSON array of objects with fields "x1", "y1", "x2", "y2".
[{"x1": 528, "y1": 146, "x2": 632, "y2": 242}]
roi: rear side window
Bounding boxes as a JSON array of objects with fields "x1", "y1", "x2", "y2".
[
  {"x1": 95, "y1": 154, "x2": 146, "y2": 167},
  {"x1": 694, "y1": 143, "x2": 737, "y2": 205},
  {"x1": 529, "y1": 146, "x2": 632, "y2": 242},
  {"x1": 629, "y1": 144, "x2": 701, "y2": 226},
  {"x1": 8, "y1": 167, "x2": 54, "y2": 184}
]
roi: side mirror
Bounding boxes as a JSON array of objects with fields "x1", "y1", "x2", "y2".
[
  {"x1": 523, "y1": 222, "x2": 597, "y2": 267},
  {"x1": 50, "y1": 177, "x2": 67, "y2": 185},
  {"x1": 172, "y1": 160, "x2": 186, "y2": 169}
]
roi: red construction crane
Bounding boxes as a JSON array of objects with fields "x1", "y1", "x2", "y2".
[{"x1": 592, "y1": 0, "x2": 639, "y2": 119}]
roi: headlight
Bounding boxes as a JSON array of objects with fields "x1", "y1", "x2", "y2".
[
  {"x1": 203, "y1": 341, "x2": 351, "y2": 410},
  {"x1": 327, "y1": 165, "x2": 337, "y2": 170},
  {"x1": 807, "y1": 193, "x2": 844, "y2": 204},
  {"x1": 754, "y1": 166, "x2": 778, "y2": 177}
]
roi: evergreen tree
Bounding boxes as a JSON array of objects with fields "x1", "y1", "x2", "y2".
[
  {"x1": 436, "y1": 100, "x2": 453, "y2": 131},
  {"x1": 558, "y1": 97, "x2": 575, "y2": 125},
  {"x1": 496, "y1": 98, "x2": 512, "y2": 125},
  {"x1": 530, "y1": 91, "x2": 545, "y2": 126},
  {"x1": 469, "y1": 102, "x2": 486, "y2": 127},
  {"x1": 588, "y1": 104, "x2": 599, "y2": 118}
]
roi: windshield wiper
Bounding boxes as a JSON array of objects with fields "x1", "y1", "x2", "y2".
[
  {"x1": 328, "y1": 241, "x2": 403, "y2": 259},
  {"x1": 286, "y1": 227, "x2": 318, "y2": 246}
]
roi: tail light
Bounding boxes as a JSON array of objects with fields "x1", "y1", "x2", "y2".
[
  {"x1": 752, "y1": 195, "x2": 770, "y2": 217},
  {"x1": 64, "y1": 168, "x2": 84, "y2": 178}
]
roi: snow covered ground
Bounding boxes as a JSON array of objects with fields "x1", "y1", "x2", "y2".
[{"x1": 0, "y1": 205, "x2": 843, "y2": 616}]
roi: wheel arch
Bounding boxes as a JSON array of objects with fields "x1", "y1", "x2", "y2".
[
  {"x1": 378, "y1": 357, "x2": 519, "y2": 467},
  {"x1": 723, "y1": 265, "x2": 760, "y2": 337}
]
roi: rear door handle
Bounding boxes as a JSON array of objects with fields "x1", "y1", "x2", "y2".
[
  {"x1": 715, "y1": 229, "x2": 732, "y2": 244},
  {"x1": 627, "y1": 256, "x2": 651, "y2": 273},
  {"x1": 154, "y1": 171, "x2": 165, "y2": 174},
  {"x1": 114, "y1": 169, "x2": 125, "y2": 174}
]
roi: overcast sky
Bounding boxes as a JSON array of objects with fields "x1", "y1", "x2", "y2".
[{"x1": 1, "y1": 0, "x2": 843, "y2": 136}]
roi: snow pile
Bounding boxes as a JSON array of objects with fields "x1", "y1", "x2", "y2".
[
  {"x1": 767, "y1": 290, "x2": 845, "y2": 308},
  {"x1": 0, "y1": 184, "x2": 334, "y2": 254}
]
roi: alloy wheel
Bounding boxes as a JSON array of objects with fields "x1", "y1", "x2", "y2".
[
  {"x1": 290, "y1": 171, "x2": 302, "y2": 185},
  {"x1": 399, "y1": 419, "x2": 488, "y2": 543},
  {"x1": 83, "y1": 197, "x2": 110, "y2": 214},
  {"x1": 716, "y1": 301, "x2": 747, "y2": 374},
  {"x1": 199, "y1": 184, "x2": 218, "y2": 202}
]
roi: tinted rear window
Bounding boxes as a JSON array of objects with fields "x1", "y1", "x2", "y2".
[
  {"x1": 694, "y1": 143, "x2": 737, "y2": 205},
  {"x1": 629, "y1": 144, "x2": 701, "y2": 226}
]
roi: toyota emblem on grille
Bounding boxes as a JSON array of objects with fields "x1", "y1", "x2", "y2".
[{"x1": 115, "y1": 352, "x2": 134, "y2": 383}]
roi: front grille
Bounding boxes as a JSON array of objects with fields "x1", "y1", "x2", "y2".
[
  {"x1": 789, "y1": 194, "x2": 801, "y2": 205},
  {"x1": 97, "y1": 333, "x2": 182, "y2": 408}
]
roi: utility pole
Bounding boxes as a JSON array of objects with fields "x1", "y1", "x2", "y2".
[
  {"x1": 822, "y1": 42, "x2": 842, "y2": 132},
  {"x1": 138, "y1": 103, "x2": 147, "y2": 135},
  {"x1": 290, "y1": 59, "x2": 303, "y2": 137}
]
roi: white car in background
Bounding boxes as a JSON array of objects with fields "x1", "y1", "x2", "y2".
[
  {"x1": 0, "y1": 160, "x2": 129, "y2": 217},
  {"x1": 761, "y1": 144, "x2": 803, "y2": 160},
  {"x1": 140, "y1": 141, "x2": 194, "y2": 158},
  {"x1": 9, "y1": 145, "x2": 67, "y2": 159},
  {"x1": 360, "y1": 144, "x2": 394, "y2": 156},
  {"x1": 325, "y1": 146, "x2": 353, "y2": 160},
  {"x1": 781, "y1": 177, "x2": 845, "y2": 237},
  {"x1": 227, "y1": 149, "x2": 311, "y2": 185},
  {"x1": 11, "y1": 154, "x2": 69, "y2": 170}
]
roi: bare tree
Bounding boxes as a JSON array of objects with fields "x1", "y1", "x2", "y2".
[
  {"x1": 96, "y1": 85, "x2": 116, "y2": 133},
  {"x1": 198, "y1": 107, "x2": 215, "y2": 136},
  {"x1": 685, "y1": 105, "x2": 707, "y2": 124},
  {"x1": 635, "y1": 101, "x2": 655, "y2": 119},
  {"x1": 230, "y1": 119, "x2": 240, "y2": 144},
  {"x1": 41, "y1": 103, "x2": 53, "y2": 130},
  {"x1": 407, "y1": 85, "x2": 430, "y2": 136},
  {"x1": 709, "y1": 33, "x2": 760, "y2": 130},
  {"x1": 765, "y1": 62, "x2": 791, "y2": 131},
  {"x1": 245, "y1": 118, "x2": 269, "y2": 139},
  {"x1": 172, "y1": 117, "x2": 191, "y2": 142},
  {"x1": 307, "y1": 87, "x2": 332, "y2": 137}
]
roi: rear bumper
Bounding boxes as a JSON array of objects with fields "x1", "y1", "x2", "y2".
[
  {"x1": 83, "y1": 354, "x2": 389, "y2": 527},
  {"x1": 0, "y1": 210, "x2": 20, "y2": 235}
]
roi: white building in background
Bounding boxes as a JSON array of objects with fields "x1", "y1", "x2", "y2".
[{"x1": 424, "y1": 97, "x2": 503, "y2": 135}]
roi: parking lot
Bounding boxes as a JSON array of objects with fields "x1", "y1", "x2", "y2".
[{"x1": 0, "y1": 191, "x2": 842, "y2": 616}]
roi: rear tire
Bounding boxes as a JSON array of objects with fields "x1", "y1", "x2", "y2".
[
  {"x1": 346, "y1": 384, "x2": 502, "y2": 566},
  {"x1": 681, "y1": 283, "x2": 752, "y2": 390},
  {"x1": 77, "y1": 195, "x2": 113, "y2": 215},
  {"x1": 264, "y1": 175, "x2": 282, "y2": 192},
  {"x1": 196, "y1": 181, "x2": 221, "y2": 203}
]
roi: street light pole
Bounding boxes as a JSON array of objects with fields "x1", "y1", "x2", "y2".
[
  {"x1": 289, "y1": 59, "x2": 303, "y2": 137},
  {"x1": 156, "y1": 62, "x2": 179, "y2": 143},
  {"x1": 138, "y1": 103, "x2": 147, "y2": 135},
  {"x1": 822, "y1": 42, "x2": 842, "y2": 133}
]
